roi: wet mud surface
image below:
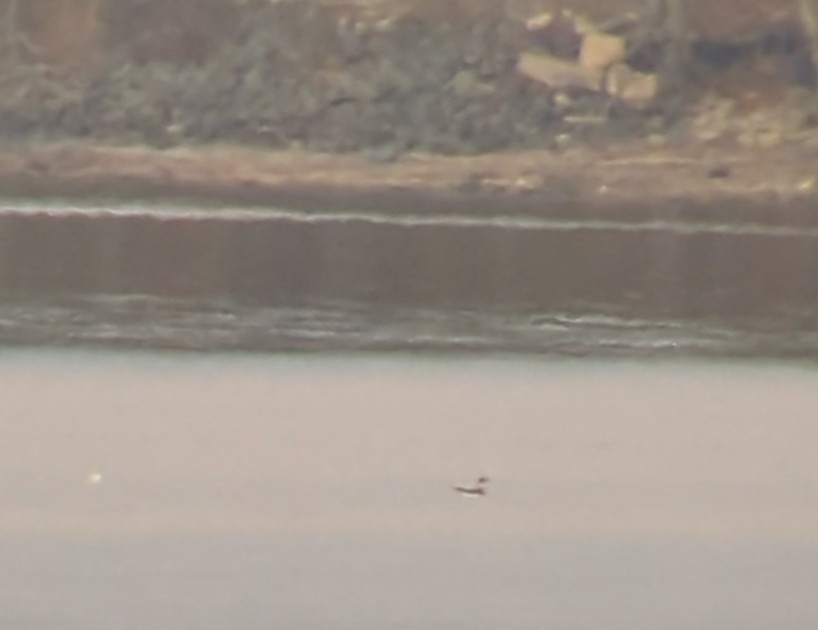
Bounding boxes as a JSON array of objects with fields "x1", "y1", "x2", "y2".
[
  {"x1": 2, "y1": 202, "x2": 818, "y2": 358},
  {"x1": 2, "y1": 142, "x2": 818, "y2": 221}
]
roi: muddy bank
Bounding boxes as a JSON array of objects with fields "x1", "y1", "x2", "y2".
[
  {"x1": 0, "y1": 0, "x2": 817, "y2": 217},
  {"x1": 2, "y1": 141, "x2": 818, "y2": 227}
]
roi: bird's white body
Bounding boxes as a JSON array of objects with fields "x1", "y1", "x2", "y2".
[{"x1": 454, "y1": 485, "x2": 486, "y2": 497}]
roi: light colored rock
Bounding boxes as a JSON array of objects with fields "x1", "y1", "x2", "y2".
[
  {"x1": 604, "y1": 62, "x2": 658, "y2": 108},
  {"x1": 553, "y1": 91, "x2": 572, "y2": 113},
  {"x1": 517, "y1": 52, "x2": 601, "y2": 91},
  {"x1": 693, "y1": 97, "x2": 798, "y2": 147},
  {"x1": 580, "y1": 31, "x2": 626, "y2": 71},
  {"x1": 513, "y1": 174, "x2": 545, "y2": 192},
  {"x1": 737, "y1": 126, "x2": 783, "y2": 149},
  {"x1": 647, "y1": 133, "x2": 667, "y2": 147},
  {"x1": 525, "y1": 12, "x2": 554, "y2": 32},
  {"x1": 797, "y1": 177, "x2": 816, "y2": 192},
  {"x1": 692, "y1": 97, "x2": 736, "y2": 141},
  {"x1": 555, "y1": 133, "x2": 572, "y2": 148}
]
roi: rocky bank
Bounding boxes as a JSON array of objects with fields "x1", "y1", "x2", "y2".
[{"x1": 0, "y1": 0, "x2": 817, "y2": 211}]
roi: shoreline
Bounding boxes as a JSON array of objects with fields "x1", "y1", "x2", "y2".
[
  {"x1": 1, "y1": 141, "x2": 818, "y2": 226},
  {"x1": 1, "y1": 295, "x2": 816, "y2": 360},
  {"x1": 1, "y1": 140, "x2": 817, "y2": 360}
]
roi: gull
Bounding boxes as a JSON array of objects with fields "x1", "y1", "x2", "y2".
[{"x1": 454, "y1": 475, "x2": 490, "y2": 498}]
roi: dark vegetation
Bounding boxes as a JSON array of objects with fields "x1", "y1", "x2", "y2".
[{"x1": 0, "y1": 0, "x2": 816, "y2": 154}]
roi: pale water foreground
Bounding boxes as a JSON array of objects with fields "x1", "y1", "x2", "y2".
[{"x1": 1, "y1": 350, "x2": 816, "y2": 630}]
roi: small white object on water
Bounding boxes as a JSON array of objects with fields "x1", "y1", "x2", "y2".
[{"x1": 87, "y1": 472, "x2": 103, "y2": 485}]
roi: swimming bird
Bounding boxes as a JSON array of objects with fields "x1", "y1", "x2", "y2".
[{"x1": 454, "y1": 475, "x2": 490, "y2": 498}]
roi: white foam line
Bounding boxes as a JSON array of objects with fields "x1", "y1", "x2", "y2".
[{"x1": 0, "y1": 204, "x2": 816, "y2": 238}]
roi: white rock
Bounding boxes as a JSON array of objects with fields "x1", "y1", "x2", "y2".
[
  {"x1": 525, "y1": 12, "x2": 553, "y2": 32},
  {"x1": 580, "y1": 31, "x2": 626, "y2": 72},
  {"x1": 604, "y1": 62, "x2": 658, "y2": 108},
  {"x1": 517, "y1": 52, "x2": 601, "y2": 91}
]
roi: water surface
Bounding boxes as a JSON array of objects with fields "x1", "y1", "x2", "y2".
[
  {"x1": 1, "y1": 202, "x2": 818, "y2": 355},
  {"x1": 2, "y1": 350, "x2": 816, "y2": 630}
]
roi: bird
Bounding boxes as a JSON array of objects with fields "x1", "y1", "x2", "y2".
[{"x1": 454, "y1": 475, "x2": 490, "y2": 498}]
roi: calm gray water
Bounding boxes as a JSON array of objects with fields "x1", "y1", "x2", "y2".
[{"x1": 1, "y1": 350, "x2": 817, "y2": 630}]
